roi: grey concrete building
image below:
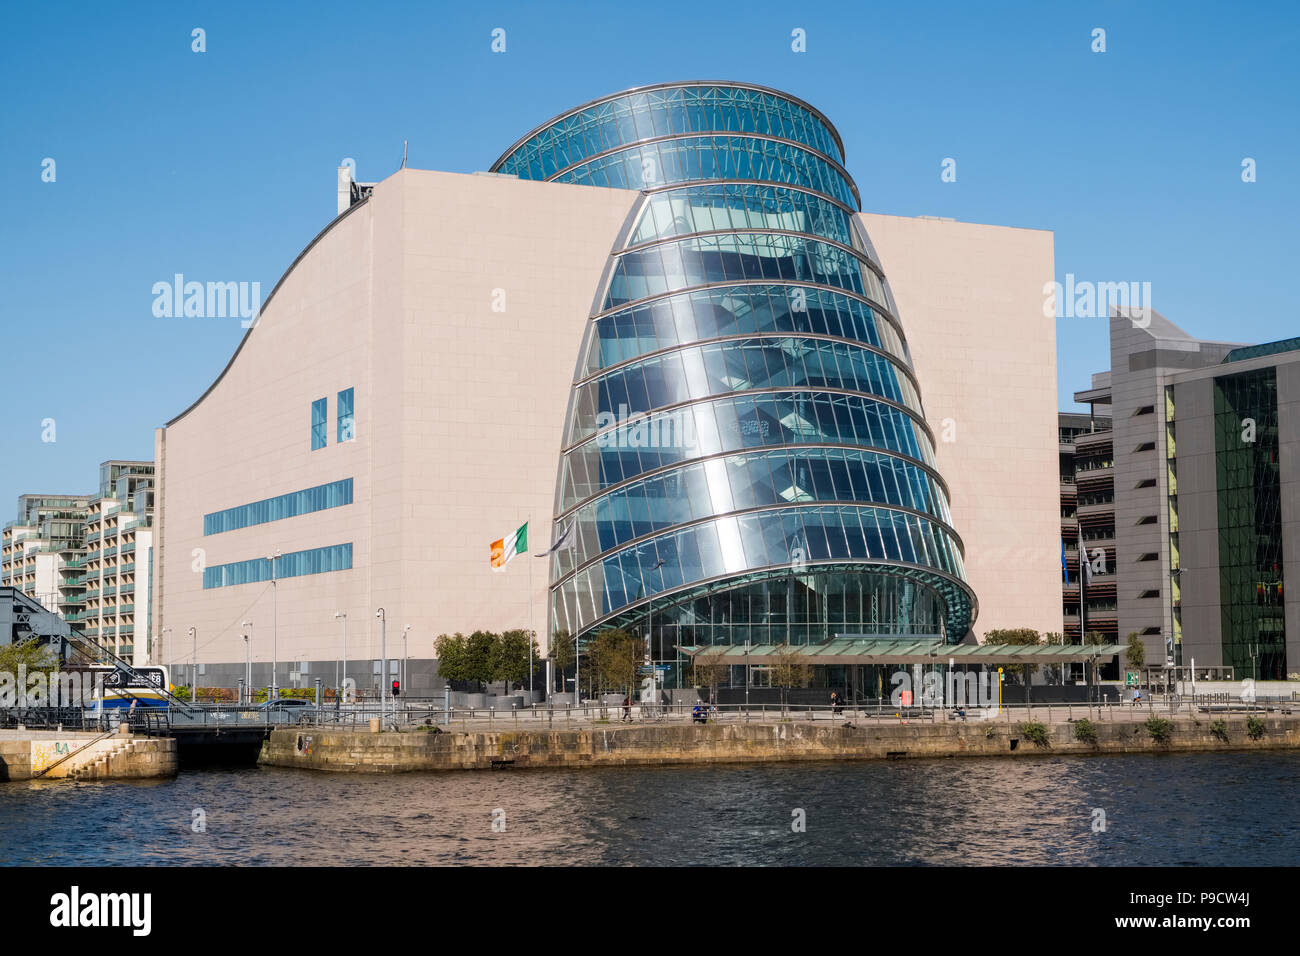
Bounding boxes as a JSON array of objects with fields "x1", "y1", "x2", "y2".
[
  {"x1": 1073, "y1": 309, "x2": 1299, "y2": 678},
  {"x1": 1059, "y1": 410, "x2": 1113, "y2": 672}
]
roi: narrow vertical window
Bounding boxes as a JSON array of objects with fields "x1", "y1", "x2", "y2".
[
  {"x1": 311, "y1": 398, "x2": 327, "y2": 450},
  {"x1": 337, "y1": 387, "x2": 355, "y2": 442}
]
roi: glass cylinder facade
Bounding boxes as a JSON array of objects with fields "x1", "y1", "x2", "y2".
[{"x1": 493, "y1": 83, "x2": 977, "y2": 654}]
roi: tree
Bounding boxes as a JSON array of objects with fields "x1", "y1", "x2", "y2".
[
  {"x1": 433, "y1": 632, "x2": 469, "y2": 683},
  {"x1": 768, "y1": 645, "x2": 812, "y2": 713},
  {"x1": 435, "y1": 631, "x2": 498, "y2": 689},
  {"x1": 549, "y1": 629, "x2": 574, "y2": 693},
  {"x1": 691, "y1": 650, "x2": 730, "y2": 703},
  {"x1": 463, "y1": 630, "x2": 498, "y2": 687},
  {"x1": 1125, "y1": 632, "x2": 1146, "y2": 672},
  {"x1": 0, "y1": 640, "x2": 60, "y2": 708},
  {"x1": 496, "y1": 629, "x2": 538, "y2": 689},
  {"x1": 1041, "y1": 631, "x2": 1066, "y2": 685},
  {"x1": 985, "y1": 628, "x2": 1057, "y2": 706},
  {"x1": 589, "y1": 628, "x2": 641, "y2": 702},
  {"x1": 983, "y1": 628, "x2": 1041, "y2": 697},
  {"x1": 0, "y1": 640, "x2": 59, "y2": 679},
  {"x1": 1083, "y1": 631, "x2": 1107, "y2": 712}
]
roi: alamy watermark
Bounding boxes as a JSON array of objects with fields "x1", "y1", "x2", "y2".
[
  {"x1": 890, "y1": 665, "x2": 999, "y2": 709},
  {"x1": 0, "y1": 667, "x2": 105, "y2": 707},
  {"x1": 595, "y1": 404, "x2": 697, "y2": 451},
  {"x1": 152, "y1": 274, "x2": 262, "y2": 326},
  {"x1": 1043, "y1": 273, "x2": 1152, "y2": 326}
]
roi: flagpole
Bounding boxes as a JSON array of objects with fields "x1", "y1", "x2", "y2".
[
  {"x1": 528, "y1": 548, "x2": 534, "y2": 701},
  {"x1": 533, "y1": 521, "x2": 576, "y2": 707}
]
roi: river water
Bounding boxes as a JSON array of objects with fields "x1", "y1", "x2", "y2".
[{"x1": 3, "y1": 752, "x2": 1299, "y2": 866}]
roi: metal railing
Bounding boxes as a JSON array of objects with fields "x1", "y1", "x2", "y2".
[{"x1": 8, "y1": 692, "x2": 1295, "y2": 739}]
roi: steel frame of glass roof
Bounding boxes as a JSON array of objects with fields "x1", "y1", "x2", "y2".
[{"x1": 680, "y1": 639, "x2": 1123, "y2": 664}]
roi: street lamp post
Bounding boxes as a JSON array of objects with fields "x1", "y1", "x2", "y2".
[
  {"x1": 159, "y1": 626, "x2": 172, "y2": 678},
  {"x1": 745, "y1": 639, "x2": 751, "y2": 714},
  {"x1": 647, "y1": 558, "x2": 664, "y2": 707},
  {"x1": 376, "y1": 608, "x2": 387, "y2": 721},
  {"x1": 334, "y1": 612, "x2": 347, "y2": 700},
  {"x1": 267, "y1": 550, "x2": 281, "y2": 702},
  {"x1": 188, "y1": 626, "x2": 197, "y2": 704},
  {"x1": 402, "y1": 625, "x2": 410, "y2": 699},
  {"x1": 241, "y1": 620, "x2": 253, "y2": 704}
]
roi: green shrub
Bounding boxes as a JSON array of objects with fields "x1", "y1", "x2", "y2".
[
  {"x1": 1019, "y1": 720, "x2": 1050, "y2": 748},
  {"x1": 1073, "y1": 718, "x2": 1098, "y2": 744},
  {"x1": 1144, "y1": 716, "x2": 1173, "y2": 744},
  {"x1": 1246, "y1": 716, "x2": 1266, "y2": 740},
  {"x1": 1210, "y1": 719, "x2": 1229, "y2": 742}
]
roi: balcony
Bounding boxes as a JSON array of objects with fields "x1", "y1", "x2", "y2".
[{"x1": 1074, "y1": 462, "x2": 1115, "y2": 479}]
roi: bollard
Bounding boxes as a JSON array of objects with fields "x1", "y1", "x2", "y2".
[
  {"x1": 368, "y1": 717, "x2": 380, "y2": 733},
  {"x1": 118, "y1": 722, "x2": 130, "y2": 735}
]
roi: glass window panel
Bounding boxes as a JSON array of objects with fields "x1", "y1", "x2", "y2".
[
  {"x1": 694, "y1": 522, "x2": 725, "y2": 579},
  {"x1": 737, "y1": 513, "x2": 769, "y2": 566},
  {"x1": 337, "y1": 388, "x2": 355, "y2": 442},
  {"x1": 310, "y1": 398, "x2": 327, "y2": 451}
]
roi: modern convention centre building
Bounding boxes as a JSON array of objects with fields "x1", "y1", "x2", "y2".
[{"x1": 151, "y1": 83, "x2": 1061, "y2": 696}]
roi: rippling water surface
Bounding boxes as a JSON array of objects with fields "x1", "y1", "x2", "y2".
[{"x1": 3, "y1": 752, "x2": 1299, "y2": 866}]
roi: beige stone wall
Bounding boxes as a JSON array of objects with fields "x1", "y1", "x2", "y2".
[
  {"x1": 260, "y1": 714, "x2": 1300, "y2": 773},
  {"x1": 154, "y1": 169, "x2": 636, "y2": 671},
  {"x1": 858, "y1": 214, "x2": 1061, "y2": 639}
]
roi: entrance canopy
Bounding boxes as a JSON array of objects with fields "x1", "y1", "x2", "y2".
[{"x1": 678, "y1": 638, "x2": 1122, "y2": 665}]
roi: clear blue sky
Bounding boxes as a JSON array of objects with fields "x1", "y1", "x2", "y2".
[{"x1": 2, "y1": 0, "x2": 1296, "y2": 514}]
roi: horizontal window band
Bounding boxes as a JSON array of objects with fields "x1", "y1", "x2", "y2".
[
  {"x1": 203, "y1": 478, "x2": 353, "y2": 536},
  {"x1": 202, "y1": 543, "x2": 353, "y2": 590}
]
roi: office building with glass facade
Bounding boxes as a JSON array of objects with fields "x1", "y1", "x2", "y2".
[
  {"x1": 493, "y1": 84, "x2": 974, "y2": 657},
  {"x1": 1072, "y1": 309, "x2": 1300, "y2": 678},
  {"x1": 152, "y1": 83, "x2": 1061, "y2": 695}
]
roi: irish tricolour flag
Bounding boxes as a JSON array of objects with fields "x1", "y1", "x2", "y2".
[{"x1": 490, "y1": 522, "x2": 528, "y2": 571}]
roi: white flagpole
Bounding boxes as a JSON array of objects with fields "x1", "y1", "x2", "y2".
[{"x1": 528, "y1": 543, "x2": 534, "y2": 700}]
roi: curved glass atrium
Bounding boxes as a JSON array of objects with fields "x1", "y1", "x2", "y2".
[{"x1": 492, "y1": 83, "x2": 977, "y2": 661}]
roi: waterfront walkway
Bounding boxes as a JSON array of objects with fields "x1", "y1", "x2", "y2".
[{"x1": 320, "y1": 695, "x2": 1291, "y2": 734}]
